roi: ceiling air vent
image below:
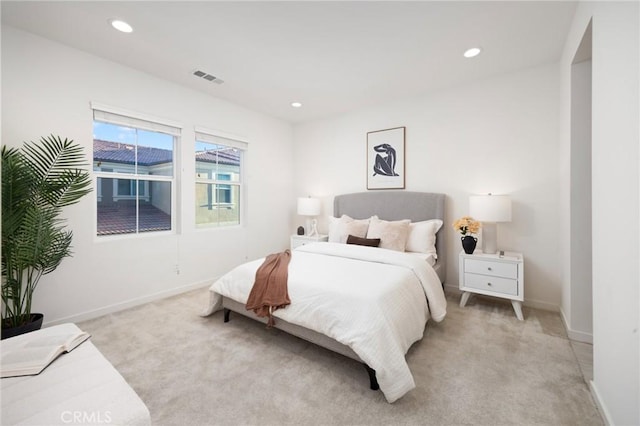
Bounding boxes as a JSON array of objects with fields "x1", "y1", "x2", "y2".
[{"x1": 193, "y1": 70, "x2": 224, "y2": 85}]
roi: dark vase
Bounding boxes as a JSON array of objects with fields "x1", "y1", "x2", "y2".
[
  {"x1": 461, "y1": 235, "x2": 477, "y2": 254},
  {"x1": 1, "y1": 313, "x2": 44, "y2": 340}
]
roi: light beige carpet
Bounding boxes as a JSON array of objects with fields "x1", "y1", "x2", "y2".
[{"x1": 78, "y1": 289, "x2": 602, "y2": 425}]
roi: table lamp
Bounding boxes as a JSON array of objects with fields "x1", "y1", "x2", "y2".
[
  {"x1": 469, "y1": 194, "x2": 511, "y2": 254},
  {"x1": 297, "y1": 197, "x2": 321, "y2": 237}
]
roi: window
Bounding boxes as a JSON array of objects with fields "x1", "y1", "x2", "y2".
[
  {"x1": 195, "y1": 130, "x2": 246, "y2": 227},
  {"x1": 92, "y1": 105, "x2": 180, "y2": 236}
]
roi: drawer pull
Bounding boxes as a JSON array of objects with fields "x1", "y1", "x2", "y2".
[
  {"x1": 487, "y1": 267, "x2": 492, "y2": 271},
  {"x1": 487, "y1": 282, "x2": 492, "y2": 286}
]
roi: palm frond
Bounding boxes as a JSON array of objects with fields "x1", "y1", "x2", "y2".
[
  {"x1": 21, "y1": 135, "x2": 92, "y2": 209},
  {"x1": 47, "y1": 169, "x2": 93, "y2": 208},
  {"x1": 1, "y1": 146, "x2": 33, "y2": 237}
]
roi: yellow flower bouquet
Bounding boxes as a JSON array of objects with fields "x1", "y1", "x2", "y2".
[
  {"x1": 452, "y1": 216, "x2": 481, "y2": 236},
  {"x1": 453, "y1": 216, "x2": 481, "y2": 254}
]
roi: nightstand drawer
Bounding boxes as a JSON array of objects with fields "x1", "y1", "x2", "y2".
[
  {"x1": 292, "y1": 239, "x2": 315, "y2": 249},
  {"x1": 290, "y1": 234, "x2": 328, "y2": 250},
  {"x1": 465, "y1": 258, "x2": 518, "y2": 279},
  {"x1": 464, "y1": 273, "x2": 518, "y2": 296}
]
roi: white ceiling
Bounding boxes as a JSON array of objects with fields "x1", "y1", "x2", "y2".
[{"x1": 1, "y1": 1, "x2": 577, "y2": 123}]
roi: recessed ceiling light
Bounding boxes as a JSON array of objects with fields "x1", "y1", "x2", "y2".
[
  {"x1": 110, "y1": 19, "x2": 133, "y2": 33},
  {"x1": 464, "y1": 47, "x2": 482, "y2": 58},
  {"x1": 291, "y1": 102, "x2": 302, "y2": 108}
]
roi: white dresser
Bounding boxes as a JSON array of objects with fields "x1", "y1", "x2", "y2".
[
  {"x1": 458, "y1": 251, "x2": 524, "y2": 320},
  {"x1": 290, "y1": 234, "x2": 328, "y2": 250}
]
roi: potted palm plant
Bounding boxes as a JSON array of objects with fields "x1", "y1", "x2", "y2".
[{"x1": 1, "y1": 135, "x2": 92, "y2": 339}]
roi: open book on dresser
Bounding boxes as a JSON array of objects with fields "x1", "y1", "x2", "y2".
[{"x1": 1, "y1": 324, "x2": 90, "y2": 378}]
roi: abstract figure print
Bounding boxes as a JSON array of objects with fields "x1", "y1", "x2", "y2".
[{"x1": 373, "y1": 143, "x2": 399, "y2": 177}]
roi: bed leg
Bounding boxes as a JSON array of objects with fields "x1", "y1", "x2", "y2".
[
  {"x1": 223, "y1": 308, "x2": 231, "y2": 323},
  {"x1": 363, "y1": 364, "x2": 379, "y2": 390}
]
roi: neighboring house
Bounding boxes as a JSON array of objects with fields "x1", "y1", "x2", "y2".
[
  {"x1": 93, "y1": 139, "x2": 241, "y2": 234},
  {"x1": 93, "y1": 139, "x2": 172, "y2": 206},
  {"x1": 194, "y1": 146, "x2": 241, "y2": 211}
]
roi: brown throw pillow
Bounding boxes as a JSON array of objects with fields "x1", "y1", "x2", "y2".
[{"x1": 346, "y1": 234, "x2": 381, "y2": 247}]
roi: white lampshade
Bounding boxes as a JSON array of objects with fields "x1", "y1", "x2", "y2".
[
  {"x1": 469, "y1": 194, "x2": 512, "y2": 223},
  {"x1": 469, "y1": 194, "x2": 511, "y2": 255},
  {"x1": 297, "y1": 197, "x2": 321, "y2": 216}
]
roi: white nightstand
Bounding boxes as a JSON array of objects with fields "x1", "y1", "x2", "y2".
[
  {"x1": 290, "y1": 234, "x2": 328, "y2": 250},
  {"x1": 459, "y1": 251, "x2": 525, "y2": 320}
]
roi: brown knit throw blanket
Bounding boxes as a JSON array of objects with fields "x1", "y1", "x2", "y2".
[{"x1": 245, "y1": 249, "x2": 292, "y2": 328}]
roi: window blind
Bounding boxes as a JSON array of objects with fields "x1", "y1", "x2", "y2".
[
  {"x1": 92, "y1": 103, "x2": 181, "y2": 136},
  {"x1": 195, "y1": 129, "x2": 248, "y2": 150}
]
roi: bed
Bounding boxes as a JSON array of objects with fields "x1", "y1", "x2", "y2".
[{"x1": 202, "y1": 191, "x2": 447, "y2": 403}]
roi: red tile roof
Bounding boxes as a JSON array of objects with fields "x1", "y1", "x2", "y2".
[{"x1": 93, "y1": 140, "x2": 239, "y2": 166}]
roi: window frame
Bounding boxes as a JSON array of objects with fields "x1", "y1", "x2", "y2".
[
  {"x1": 194, "y1": 128, "x2": 247, "y2": 229},
  {"x1": 91, "y1": 103, "x2": 181, "y2": 239}
]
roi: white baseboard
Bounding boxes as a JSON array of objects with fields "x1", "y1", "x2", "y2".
[
  {"x1": 589, "y1": 380, "x2": 612, "y2": 425},
  {"x1": 522, "y1": 297, "x2": 558, "y2": 312},
  {"x1": 444, "y1": 283, "x2": 559, "y2": 312},
  {"x1": 43, "y1": 279, "x2": 215, "y2": 327},
  {"x1": 559, "y1": 307, "x2": 594, "y2": 344},
  {"x1": 449, "y1": 285, "x2": 593, "y2": 343},
  {"x1": 444, "y1": 283, "x2": 462, "y2": 295}
]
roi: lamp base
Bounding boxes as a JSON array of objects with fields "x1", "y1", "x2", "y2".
[
  {"x1": 305, "y1": 218, "x2": 318, "y2": 237},
  {"x1": 308, "y1": 218, "x2": 318, "y2": 237},
  {"x1": 482, "y1": 222, "x2": 498, "y2": 254}
]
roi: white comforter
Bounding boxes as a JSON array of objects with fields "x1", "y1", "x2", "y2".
[{"x1": 203, "y1": 242, "x2": 447, "y2": 403}]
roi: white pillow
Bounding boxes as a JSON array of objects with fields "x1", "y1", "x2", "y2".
[
  {"x1": 328, "y1": 215, "x2": 371, "y2": 243},
  {"x1": 327, "y1": 216, "x2": 342, "y2": 242},
  {"x1": 366, "y1": 217, "x2": 411, "y2": 252},
  {"x1": 405, "y1": 219, "x2": 443, "y2": 257}
]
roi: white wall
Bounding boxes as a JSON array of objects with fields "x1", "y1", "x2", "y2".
[
  {"x1": 1, "y1": 27, "x2": 295, "y2": 324},
  {"x1": 567, "y1": 57, "x2": 593, "y2": 343},
  {"x1": 560, "y1": 2, "x2": 639, "y2": 424},
  {"x1": 293, "y1": 64, "x2": 561, "y2": 310}
]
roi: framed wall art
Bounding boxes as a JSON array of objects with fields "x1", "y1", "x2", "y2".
[{"x1": 366, "y1": 126, "x2": 405, "y2": 190}]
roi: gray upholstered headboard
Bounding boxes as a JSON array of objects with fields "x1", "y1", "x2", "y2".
[{"x1": 333, "y1": 191, "x2": 446, "y2": 283}]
